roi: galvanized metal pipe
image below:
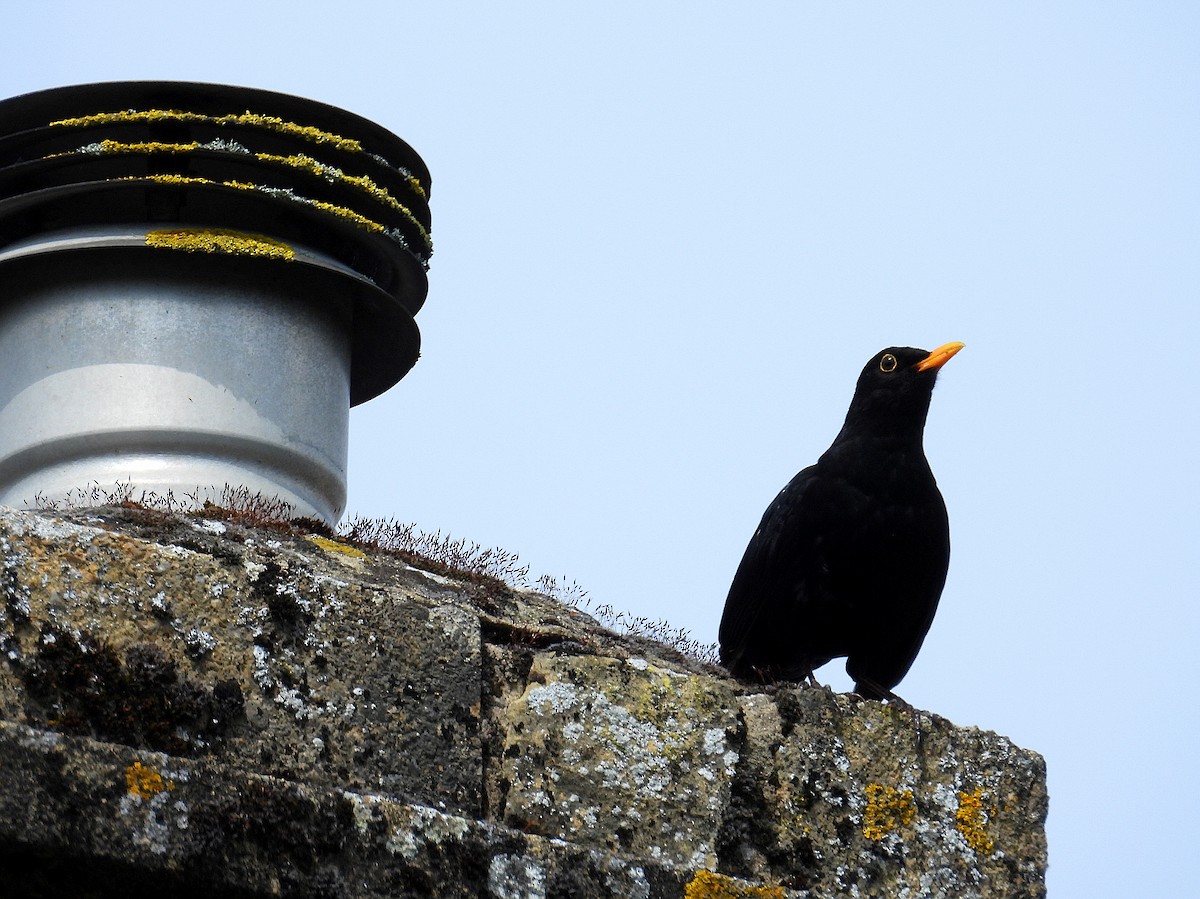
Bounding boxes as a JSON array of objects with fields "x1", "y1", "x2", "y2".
[{"x1": 0, "y1": 82, "x2": 432, "y2": 523}]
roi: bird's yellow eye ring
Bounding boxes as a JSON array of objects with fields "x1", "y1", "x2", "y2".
[{"x1": 879, "y1": 354, "x2": 898, "y2": 373}]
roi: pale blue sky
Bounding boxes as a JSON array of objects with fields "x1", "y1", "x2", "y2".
[{"x1": 6, "y1": 4, "x2": 1199, "y2": 895}]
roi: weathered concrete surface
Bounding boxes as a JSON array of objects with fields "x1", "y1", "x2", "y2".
[
  {"x1": 497, "y1": 653, "x2": 740, "y2": 869},
  {"x1": 0, "y1": 719, "x2": 672, "y2": 899},
  {"x1": 0, "y1": 507, "x2": 481, "y2": 815},
  {"x1": 720, "y1": 691, "x2": 1047, "y2": 896},
  {"x1": 0, "y1": 505, "x2": 1048, "y2": 897}
]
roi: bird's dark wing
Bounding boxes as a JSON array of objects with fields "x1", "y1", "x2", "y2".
[{"x1": 719, "y1": 464, "x2": 846, "y2": 680}]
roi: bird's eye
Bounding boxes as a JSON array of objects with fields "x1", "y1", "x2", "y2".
[{"x1": 879, "y1": 354, "x2": 898, "y2": 373}]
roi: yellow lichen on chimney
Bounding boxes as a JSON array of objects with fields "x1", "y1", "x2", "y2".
[
  {"x1": 99, "y1": 139, "x2": 200, "y2": 154},
  {"x1": 49, "y1": 108, "x2": 364, "y2": 154},
  {"x1": 256, "y1": 151, "x2": 431, "y2": 244},
  {"x1": 136, "y1": 174, "x2": 207, "y2": 187},
  {"x1": 47, "y1": 139, "x2": 202, "y2": 158},
  {"x1": 120, "y1": 175, "x2": 419, "y2": 249},
  {"x1": 134, "y1": 173, "x2": 387, "y2": 235},
  {"x1": 145, "y1": 228, "x2": 295, "y2": 260}
]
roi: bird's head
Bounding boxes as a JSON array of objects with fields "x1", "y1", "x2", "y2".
[{"x1": 842, "y1": 342, "x2": 964, "y2": 435}]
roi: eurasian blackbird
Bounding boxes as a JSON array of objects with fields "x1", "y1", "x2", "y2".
[{"x1": 718, "y1": 342, "x2": 963, "y2": 699}]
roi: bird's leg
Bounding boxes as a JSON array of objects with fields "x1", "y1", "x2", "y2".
[
  {"x1": 850, "y1": 676, "x2": 885, "y2": 702},
  {"x1": 852, "y1": 676, "x2": 908, "y2": 707},
  {"x1": 881, "y1": 691, "x2": 914, "y2": 715},
  {"x1": 804, "y1": 671, "x2": 823, "y2": 690}
]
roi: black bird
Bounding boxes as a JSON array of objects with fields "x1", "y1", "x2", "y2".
[{"x1": 718, "y1": 342, "x2": 963, "y2": 699}]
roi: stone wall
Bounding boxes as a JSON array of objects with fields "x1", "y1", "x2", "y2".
[{"x1": 0, "y1": 505, "x2": 1047, "y2": 897}]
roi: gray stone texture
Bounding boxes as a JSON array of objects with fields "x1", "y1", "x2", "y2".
[{"x1": 0, "y1": 505, "x2": 1047, "y2": 897}]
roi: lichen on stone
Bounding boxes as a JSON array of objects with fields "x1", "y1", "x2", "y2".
[
  {"x1": 0, "y1": 505, "x2": 1046, "y2": 895},
  {"x1": 385, "y1": 803, "x2": 471, "y2": 860},
  {"x1": 684, "y1": 870, "x2": 785, "y2": 899},
  {"x1": 955, "y1": 786, "x2": 996, "y2": 854},
  {"x1": 862, "y1": 782, "x2": 917, "y2": 840},
  {"x1": 124, "y1": 759, "x2": 173, "y2": 800},
  {"x1": 305, "y1": 535, "x2": 368, "y2": 559},
  {"x1": 500, "y1": 654, "x2": 738, "y2": 869},
  {"x1": 488, "y1": 853, "x2": 548, "y2": 899}
]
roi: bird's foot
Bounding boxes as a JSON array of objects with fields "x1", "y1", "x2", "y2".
[
  {"x1": 881, "y1": 692, "x2": 915, "y2": 714},
  {"x1": 851, "y1": 677, "x2": 913, "y2": 710}
]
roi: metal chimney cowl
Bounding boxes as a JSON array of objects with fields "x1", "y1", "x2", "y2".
[{"x1": 0, "y1": 82, "x2": 432, "y2": 524}]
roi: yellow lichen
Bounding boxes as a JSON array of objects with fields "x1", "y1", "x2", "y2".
[
  {"x1": 99, "y1": 139, "x2": 199, "y2": 154},
  {"x1": 50, "y1": 108, "x2": 364, "y2": 153},
  {"x1": 306, "y1": 535, "x2": 368, "y2": 559},
  {"x1": 145, "y1": 228, "x2": 295, "y2": 260},
  {"x1": 123, "y1": 175, "x2": 393, "y2": 240},
  {"x1": 256, "y1": 151, "x2": 333, "y2": 178},
  {"x1": 862, "y1": 783, "x2": 916, "y2": 840},
  {"x1": 955, "y1": 787, "x2": 996, "y2": 854},
  {"x1": 256, "y1": 151, "x2": 431, "y2": 245},
  {"x1": 305, "y1": 198, "x2": 385, "y2": 232},
  {"x1": 136, "y1": 173, "x2": 207, "y2": 186},
  {"x1": 124, "y1": 761, "x2": 173, "y2": 800},
  {"x1": 47, "y1": 139, "x2": 201, "y2": 159},
  {"x1": 684, "y1": 870, "x2": 785, "y2": 899}
]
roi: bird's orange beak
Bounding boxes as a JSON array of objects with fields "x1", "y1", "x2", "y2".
[{"x1": 914, "y1": 342, "x2": 965, "y2": 372}]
